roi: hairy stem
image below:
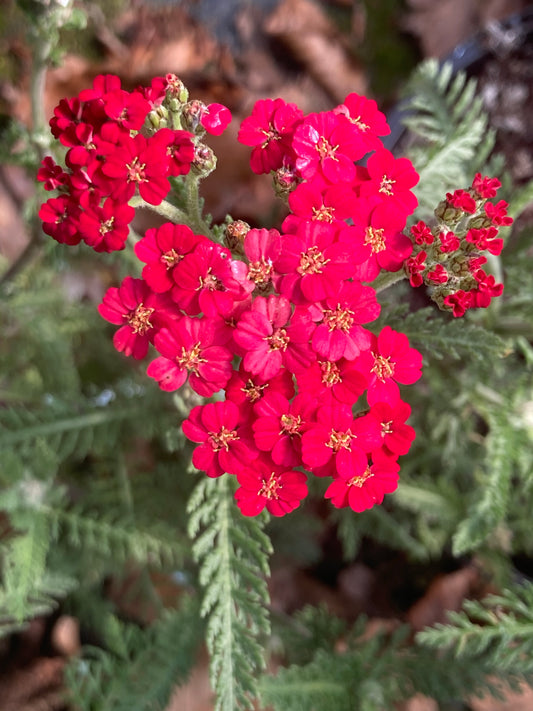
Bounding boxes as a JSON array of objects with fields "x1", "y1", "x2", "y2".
[{"x1": 372, "y1": 269, "x2": 408, "y2": 293}]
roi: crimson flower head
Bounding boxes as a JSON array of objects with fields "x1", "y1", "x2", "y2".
[
  {"x1": 234, "y1": 295, "x2": 314, "y2": 380},
  {"x1": 472, "y1": 173, "x2": 501, "y2": 199},
  {"x1": 333, "y1": 92, "x2": 390, "y2": 153},
  {"x1": 172, "y1": 241, "x2": 242, "y2": 317},
  {"x1": 252, "y1": 392, "x2": 316, "y2": 467},
  {"x1": 309, "y1": 281, "x2": 380, "y2": 361},
  {"x1": 134, "y1": 223, "x2": 206, "y2": 293},
  {"x1": 102, "y1": 88, "x2": 151, "y2": 130},
  {"x1": 355, "y1": 326, "x2": 423, "y2": 405},
  {"x1": 147, "y1": 316, "x2": 234, "y2": 396},
  {"x1": 101, "y1": 133, "x2": 170, "y2": 205},
  {"x1": 39, "y1": 195, "x2": 81, "y2": 245},
  {"x1": 325, "y1": 450, "x2": 400, "y2": 513},
  {"x1": 301, "y1": 404, "x2": 382, "y2": 478},
  {"x1": 359, "y1": 148, "x2": 419, "y2": 224},
  {"x1": 98, "y1": 276, "x2": 173, "y2": 359},
  {"x1": 78, "y1": 197, "x2": 134, "y2": 252},
  {"x1": 225, "y1": 364, "x2": 295, "y2": 419},
  {"x1": 182, "y1": 401, "x2": 257, "y2": 478},
  {"x1": 296, "y1": 357, "x2": 367, "y2": 407},
  {"x1": 275, "y1": 221, "x2": 359, "y2": 304},
  {"x1": 242, "y1": 228, "x2": 282, "y2": 291},
  {"x1": 235, "y1": 455, "x2": 308, "y2": 517},
  {"x1": 201, "y1": 103, "x2": 232, "y2": 136},
  {"x1": 238, "y1": 98, "x2": 303, "y2": 174},
  {"x1": 292, "y1": 111, "x2": 364, "y2": 183}
]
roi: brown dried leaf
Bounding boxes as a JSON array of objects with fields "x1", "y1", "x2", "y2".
[
  {"x1": 265, "y1": 0, "x2": 367, "y2": 103},
  {"x1": 406, "y1": 565, "x2": 480, "y2": 631},
  {"x1": 0, "y1": 657, "x2": 65, "y2": 711}
]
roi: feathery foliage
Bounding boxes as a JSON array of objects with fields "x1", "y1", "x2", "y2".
[
  {"x1": 400, "y1": 59, "x2": 495, "y2": 217},
  {"x1": 418, "y1": 581, "x2": 533, "y2": 676},
  {"x1": 187, "y1": 474, "x2": 272, "y2": 711},
  {"x1": 65, "y1": 597, "x2": 203, "y2": 711}
]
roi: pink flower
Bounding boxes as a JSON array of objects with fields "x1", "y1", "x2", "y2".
[
  {"x1": 243, "y1": 228, "x2": 282, "y2": 291},
  {"x1": 225, "y1": 364, "x2": 295, "y2": 419},
  {"x1": 134, "y1": 223, "x2": 206, "y2": 293},
  {"x1": 238, "y1": 98, "x2": 303, "y2": 174},
  {"x1": 348, "y1": 202, "x2": 412, "y2": 282},
  {"x1": 98, "y1": 276, "x2": 174, "y2": 359},
  {"x1": 275, "y1": 221, "x2": 358, "y2": 304},
  {"x1": 354, "y1": 326, "x2": 423, "y2": 405},
  {"x1": 370, "y1": 400, "x2": 415, "y2": 456},
  {"x1": 410, "y1": 221, "x2": 434, "y2": 245},
  {"x1": 472, "y1": 173, "x2": 501, "y2": 199},
  {"x1": 405, "y1": 251, "x2": 426, "y2": 287},
  {"x1": 443, "y1": 289, "x2": 473, "y2": 317},
  {"x1": 235, "y1": 456, "x2": 308, "y2": 516},
  {"x1": 172, "y1": 241, "x2": 241, "y2": 317},
  {"x1": 359, "y1": 148, "x2": 419, "y2": 223},
  {"x1": 252, "y1": 392, "x2": 315, "y2": 467},
  {"x1": 309, "y1": 282, "x2": 380, "y2": 361},
  {"x1": 325, "y1": 450, "x2": 400, "y2": 512},
  {"x1": 446, "y1": 189, "x2": 477, "y2": 214},
  {"x1": 101, "y1": 133, "x2": 170, "y2": 205},
  {"x1": 182, "y1": 401, "x2": 257, "y2": 478},
  {"x1": 234, "y1": 295, "x2": 314, "y2": 379},
  {"x1": 333, "y1": 92, "x2": 390, "y2": 153},
  {"x1": 201, "y1": 103, "x2": 232, "y2": 136},
  {"x1": 78, "y1": 197, "x2": 134, "y2": 252},
  {"x1": 292, "y1": 111, "x2": 362, "y2": 183},
  {"x1": 296, "y1": 357, "x2": 367, "y2": 406},
  {"x1": 147, "y1": 316, "x2": 233, "y2": 396},
  {"x1": 301, "y1": 404, "x2": 382, "y2": 477},
  {"x1": 484, "y1": 200, "x2": 513, "y2": 226}
]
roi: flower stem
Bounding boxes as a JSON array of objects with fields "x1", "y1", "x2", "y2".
[
  {"x1": 185, "y1": 173, "x2": 214, "y2": 237},
  {"x1": 372, "y1": 269, "x2": 408, "y2": 293}
]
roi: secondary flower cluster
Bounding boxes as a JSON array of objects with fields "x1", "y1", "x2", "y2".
[
  {"x1": 38, "y1": 73, "x2": 230, "y2": 252},
  {"x1": 404, "y1": 173, "x2": 511, "y2": 317},
  {"x1": 39, "y1": 75, "x2": 428, "y2": 517}
]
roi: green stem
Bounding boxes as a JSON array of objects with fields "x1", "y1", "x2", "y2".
[
  {"x1": 185, "y1": 173, "x2": 214, "y2": 237},
  {"x1": 129, "y1": 196, "x2": 190, "y2": 225},
  {"x1": 372, "y1": 269, "x2": 408, "y2": 293}
]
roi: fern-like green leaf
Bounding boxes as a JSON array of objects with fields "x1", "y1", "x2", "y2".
[
  {"x1": 402, "y1": 59, "x2": 495, "y2": 217},
  {"x1": 187, "y1": 474, "x2": 272, "y2": 711}
]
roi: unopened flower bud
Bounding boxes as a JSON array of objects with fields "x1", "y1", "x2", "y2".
[
  {"x1": 165, "y1": 74, "x2": 189, "y2": 104},
  {"x1": 273, "y1": 165, "x2": 300, "y2": 201},
  {"x1": 191, "y1": 144, "x2": 217, "y2": 177},
  {"x1": 224, "y1": 220, "x2": 250, "y2": 254},
  {"x1": 145, "y1": 105, "x2": 169, "y2": 134},
  {"x1": 181, "y1": 100, "x2": 208, "y2": 134},
  {"x1": 434, "y1": 200, "x2": 462, "y2": 225}
]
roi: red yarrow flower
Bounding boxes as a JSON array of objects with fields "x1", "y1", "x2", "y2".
[
  {"x1": 238, "y1": 98, "x2": 303, "y2": 174},
  {"x1": 235, "y1": 456, "x2": 308, "y2": 517},
  {"x1": 134, "y1": 223, "x2": 206, "y2": 293},
  {"x1": 472, "y1": 173, "x2": 501, "y2": 199},
  {"x1": 359, "y1": 148, "x2": 419, "y2": 224},
  {"x1": 292, "y1": 111, "x2": 362, "y2": 183},
  {"x1": 201, "y1": 102, "x2": 232, "y2": 136},
  {"x1": 78, "y1": 197, "x2": 134, "y2": 252},
  {"x1": 484, "y1": 200, "x2": 513, "y2": 226},
  {"x1": 301, "y1": 404, "x2": 382, "y2": 478},
  {"x1": 98, "y1": 276, "x2": 173, "y2": 359},
  {"x1": 309, "y1": 282, "x2": 380, "y2": 361},
  {"x1": 234, "y1": 295, "x2": 314, "y2": 380},
  {"x1": 371, "y1": 400, "x2": 415, "y2": 457},
  {"x1": 324, "y1": 450, "x2": 400, "y2": 512},
  {"x1": 252, "y1": 392, "x2": 316, "y2": 467},
  {"x1": 101, "y1": 133, "x2": 170, "y2": 205},
  {"x1": 333, "y1": 92, "x2": 391, "y2": 154},
  {"x1": 147, "y1": 316, "x2": 233, "y2": 396},
  {"x1": 354, "y1": 326, "x2": 423, "y2": 405},
  {"x1": 296, "y1": 357, "x2": 367, "y2": 406},
  {"x1": 182, "y1": 401, "x2": 257, "y2": 478},
  {"x1": 275, "y1": 221, "x2": 359, "y2": 304},
  {"x1": 225, "y1": 364, "x2": 295, "y2": 419}
]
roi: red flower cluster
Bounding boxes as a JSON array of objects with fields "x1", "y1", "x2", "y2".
[
  {"x1": 405, "y1": 173, "x2": 510, "y2": 317},
  {"x1": 40, "y1": 78, "x2": 426, "y2": 518},
  {"x1": 38, "y1": 73, "x2": 230, "y2": 252}
]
